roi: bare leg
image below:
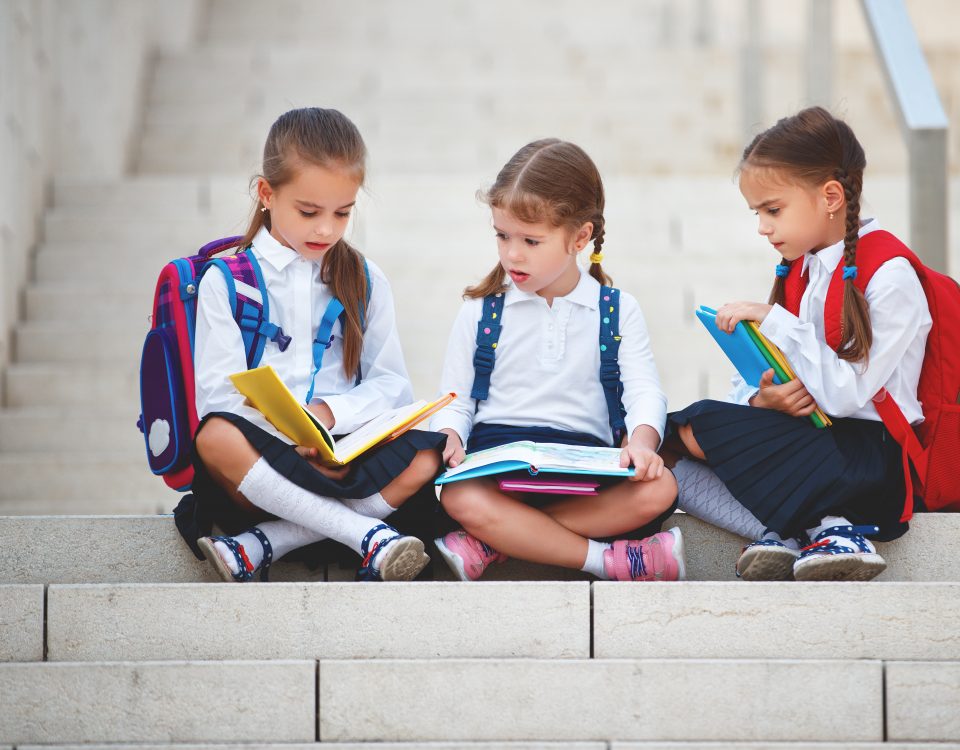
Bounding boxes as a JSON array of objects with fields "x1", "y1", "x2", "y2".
[
  {"x1": 441, "y1": 478, "x2": 590, "y2": 569},
  {"x1": 677, "y1": 423, "x2": 706, "y2": 460},
  {"x1": 379, "y1": 449, "x2": 442, "y2": 509},
  {"x1": 541, "y1": 470, "x2": 678, "y2": 539}
]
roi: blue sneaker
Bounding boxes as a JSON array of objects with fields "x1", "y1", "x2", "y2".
[
  {"x1": 357, "y1": 524, "x2": 429, "y2": 582},
  {"x1": 792, "y1": 525, "x2": 886, "y2": 582},
  {"x1": 736, "y1": 538, "x2": 799, "y2": 581}
]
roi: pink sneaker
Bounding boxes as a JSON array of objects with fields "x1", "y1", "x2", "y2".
[
  {"x1": 434, "y1": 530, "x2": 508, "y2": 581},
  {"x1": 603, "y1": 528, "x2": 686, "y2": 581}
]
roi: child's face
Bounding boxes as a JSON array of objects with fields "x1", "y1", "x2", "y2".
[
  {"x1": 739, "y1": 166, "x2": 841, "y2": 261},
  {"x1": 258, "y1": 163, "x2": 361, "y2": 262},
  {"x1": 492, "y1": 207, "x2": 588, "y2": 302}
]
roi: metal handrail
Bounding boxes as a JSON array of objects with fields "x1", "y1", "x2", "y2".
[{"x1": 860, "y1": 0, "x2": 950, "y2": 272}]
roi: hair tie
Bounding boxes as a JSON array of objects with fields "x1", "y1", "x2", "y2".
[
  {"x1": 589, "y1": 252, "x2": 604, "y2": 264},
  {"x1": 775, "y1": 263, "x2": 791, "y2": 278},
  {"x1": 842, "y1": 265, "x2": 858, "y2": 281}
]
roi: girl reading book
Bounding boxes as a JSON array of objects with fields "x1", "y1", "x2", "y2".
[
  {"x1": 182, "y1": 108, "x2": 444, "y2": 582},
  {"x1": 666, "y1": 107, "x2": 932, "y2": 582},
  {"x1": 430, "y1": 139, "x2": 684, "y2": 582}
]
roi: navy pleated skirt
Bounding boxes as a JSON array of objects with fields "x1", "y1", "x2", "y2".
[
  {"x1": 667, "y1": 400, "x2": 910, "y2": 542},
  {"x1": 174, "y1": 411, "x2": 446, "y2": 564}
]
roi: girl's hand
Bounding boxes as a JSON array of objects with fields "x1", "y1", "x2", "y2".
[
  {"x1": 440, "y1": 428, "x2": 466, "y2": 468},
  {"x1": 294, "y1": 445, "x2": 350, "y2": 480},
  {"x1": 305, "y1": 401, "x2": 336, "y2": 430},
  {"x1": 620, "y1": 440, "x2": 665, "y2": 482},
  {"x1": 714, "y1": 302, "x2": 773, "y2": 333},
  {"x1": 749, "y1": 369, "x2": 817, "y2": 417}
]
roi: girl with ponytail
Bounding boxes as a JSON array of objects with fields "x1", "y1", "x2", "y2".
[
  {"x1": 431, "y1": 139, "x2": 682, "y2": 583},
  {"x1": 186, "y1": 108, "x2": 444, "y2": 583},
  {"x1": 668, "y1": 107, "x2": 932, "y2": 582}
]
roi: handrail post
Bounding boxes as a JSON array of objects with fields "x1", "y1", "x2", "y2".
[
  {"x1": 806, "y1": 0, "x2": 833, "y2": 107},
  {"x1": 860, "y1": 0, "x2": 950, "y2": 273}
]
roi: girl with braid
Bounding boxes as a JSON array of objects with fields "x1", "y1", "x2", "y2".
[
  {"x1": 667, "y1": 107, "x2": 931, "y2": 582},
  {"x1": 430, "y1": 139, "x2": 683, "y2": 582}
]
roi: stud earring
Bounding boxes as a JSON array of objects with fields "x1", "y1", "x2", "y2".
[
  {"x1": 829, "y1": 212, "x2": 835, "y2": 220},
  {"x1": 261, "y1": 206, "x2": 268, "y2": 213}
]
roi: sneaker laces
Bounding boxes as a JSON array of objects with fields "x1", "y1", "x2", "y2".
[
  {"x1": 799, "y1": 524, "x2": 879, "y2": 559},
  {"x1": 626, "y1": 542, "x2": 648, "y2": 579}
]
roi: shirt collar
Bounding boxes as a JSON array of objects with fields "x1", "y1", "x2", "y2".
[
  {"x1": 252, "y1": 226, "x2": 301, "y2": 271},
  {"x1": 802, "y1": 217, "x2": 879, "y2": 275},
  {"x1": 502, "y1": 267, "x2": 600, "y2": 309}
]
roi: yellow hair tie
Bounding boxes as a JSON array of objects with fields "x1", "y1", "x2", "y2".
[{"x1": 589, "y1": 252, "x2": 604, "y2": 264}]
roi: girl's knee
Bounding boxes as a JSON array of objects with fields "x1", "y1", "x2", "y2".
[
  {"x1": 194, "y1": 417, "x2": 240, "y2": 462},
  {"x1": 440, "y1": 483, "x2": 493, "y2": 528},
  {"x1": 409, "y1": 449, "x2": 442, "y2": 484}
]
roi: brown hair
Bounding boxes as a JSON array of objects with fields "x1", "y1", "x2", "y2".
[
  {"x1": 240, "y1": 107, "x2": 368, "y2": 379},
  {"x1": 741, "y1": 106, "x2": 871, "y2": 363},
  {"x1": 466, "y1": 138, "x2": 611, "y2": 298}
]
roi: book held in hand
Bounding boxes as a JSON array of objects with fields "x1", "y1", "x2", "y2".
[
  {"x1": 230, "y1": 365, "x2": 455, "y2": 466},
  {"x1": 695, "y1": 305, "x2": 831, "y2": 428},
  {"x1": 436, "y1": 440, "x2": 634, "y2": 485}
]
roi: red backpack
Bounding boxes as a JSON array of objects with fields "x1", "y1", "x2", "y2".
[{"x1": 782, "y1": 230, "x2": 960, "y2": 519}]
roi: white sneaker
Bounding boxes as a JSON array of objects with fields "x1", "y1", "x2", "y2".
[{"x1": 792, "y1": 524, "x2": 886, "y2": 582}]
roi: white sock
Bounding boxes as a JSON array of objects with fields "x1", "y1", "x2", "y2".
[
  {"x1": 213, "y1": 492, "x2": 399, "y2": 573},
  {"x1": 581, "y1": 539, "x2": 611, "y2": 580},
  {"x1": 674, "y1": 459, "x2": 766, "y2": 539},
  {"x1": 237, "y1": 458, "x2": 391, "y2": 556}
]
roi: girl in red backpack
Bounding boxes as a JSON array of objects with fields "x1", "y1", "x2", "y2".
[
  {"x1": 667, "y1": 106, "x2": 932, "y2": 582},
  {"x1": 185, "y1": 108, "x2": 444, "y2": 582}
]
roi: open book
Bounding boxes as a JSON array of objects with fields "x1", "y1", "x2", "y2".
[
  {"x1": 696, "y1": 305, "x2": 831, "y2": 428},
  {"x1": 435, "y1": 440, "x2": 634, "y2": 485},
  {"x1": 230, "y1": 365, "x2": 455, "y2": 467}
]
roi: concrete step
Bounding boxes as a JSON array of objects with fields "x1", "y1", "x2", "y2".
[
  {"x1": 13, "y1": 322, "x2": 144, "y2": 363},
  {"x1": 52, "y1": 175, "x2": 250, "y2": 213},
  {"x1": 0, "y1": 660, "x2": 316, "y2": 744},
  {"x1": 47, "y1": 582, "x2": 589, "y2": 662},
  {"x1": 4, "y1": 364, "x2": 139, "y2": 409},
  {"x1": 0, "y1": 585, "x2": 43, "y2": 662},
  {"x1": 13, "y1": 745, "x2": 960, "y2": 750},
  {"x1": 25, "y1": 284, "x2": 148, "y2": 322},
  {"x1": 2, "y1": 513, "x2": 957, "y2": 584},
  {"x1": 6, "y1": 657, "x2": 937, "y2": 743},
  {"x1": 37, "y1": 580, "x2": 959, "y2": 663},
  {"x1": 43, "y1": 215, "x2": 239, "y2": 245},
  {"x1": 0, "y1": 408, "x2": 141, "y2": 453},
  {"x1": 0, "y1": 456, "x2": 166, "y2": 504}
]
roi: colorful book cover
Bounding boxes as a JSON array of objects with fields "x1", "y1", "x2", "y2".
[{"x1": 230, "y1": 365, "x2": 455, "y2": 466}]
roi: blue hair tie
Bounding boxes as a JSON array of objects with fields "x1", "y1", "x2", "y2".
[
  {"x1": 775, "y1": 264, "x2": 791, "y2": 278},
  {"x1": 842, "y1": 265, "x2": 858, "y2": 281}
]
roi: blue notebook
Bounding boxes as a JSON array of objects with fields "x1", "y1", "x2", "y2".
[{"x1": 695, "y1": 306, "x2": 783, "y2": 387}]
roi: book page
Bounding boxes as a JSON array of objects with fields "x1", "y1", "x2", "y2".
[
  {"x1": 332, "y1": 400, "x2": 428, "y2": 461},
  {"x1": 442, "y1": 441, "x2": 626, "y2": 480}
]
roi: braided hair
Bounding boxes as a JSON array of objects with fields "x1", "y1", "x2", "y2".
[{"x1": 741, "y1": 107, "x2": 872, "y2": 362}]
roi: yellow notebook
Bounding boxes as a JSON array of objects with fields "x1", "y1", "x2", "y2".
[{"x1": 230, "y1": 365, "x2": 455, "y2": 467}]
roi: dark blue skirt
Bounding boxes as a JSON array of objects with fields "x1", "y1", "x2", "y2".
[
  {"x1": 174, "y1": 411, "x2": 446, "y2": 563},
  {"x1": 668, "y1": 400, "x2": 910, "y2": 542}
]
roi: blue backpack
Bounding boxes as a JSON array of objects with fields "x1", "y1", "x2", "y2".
[
  {"x1": 138, "y1": 236, "x2": 370, "y2": 490},
  {"x1": 470, "y1": 285, "x2": 627, "y2": 445}
]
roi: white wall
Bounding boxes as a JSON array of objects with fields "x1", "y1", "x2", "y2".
[{"x1": 0, "y1": 0, "x2": 202, "y2": 386}]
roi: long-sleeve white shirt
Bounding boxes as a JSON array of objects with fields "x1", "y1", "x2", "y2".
[
  {"x1": 194, "y1": 227, "x2": 414, "y2": 440},
  {"x1": 728, "y1": 220, "x2": 932, "y2": 423},
  {"x1": 430, "y1": 268, "x2": 667, "y2": 448}
]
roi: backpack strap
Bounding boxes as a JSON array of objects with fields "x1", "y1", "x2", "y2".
[
  {"x1": 209, "y1": 252, "x2": 291, "y2": 370},
  {"x1": 470, "y1": 293, "x2": 505, "y2": 401},
  {"x1": 305, "y1": 258, "x2": 373, "y2": 403},
  {"x1": 599, "y1": 286, "x2": 628, "y2": 446}
]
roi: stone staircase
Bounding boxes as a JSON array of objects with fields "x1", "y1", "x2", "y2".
[{"x1": 3, "y1": 0, "x2": 960, "y2": 745}]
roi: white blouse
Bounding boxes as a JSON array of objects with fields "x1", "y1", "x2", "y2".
[
  {"x1": 729, "y1": 220, "x2": 932, "y2": 423},
  {"x1": 194, "y1": 227, "x2": 414, "y2": 440},
  {"x1": 431, "y1": 268, "x2": 667, "y2": 448}
]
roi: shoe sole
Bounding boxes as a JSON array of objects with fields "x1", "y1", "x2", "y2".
[
  {"x1": 793, "y1": 552, "x2": 887, "y2": 582},
  {"x1": 197, "y1": 537, "x2": 244, "y2": 583},
  {"x1": 433, "y1": 537, "x2": 472, "y2": 582},
  {"x1": 377, "y1": 536, "x2": 429, "y2": 582},
  {"x1": 737, "y1": 546, "x2": 798, "y2": 581},
  {"x1": 668, "y1": 527, "x2": 687, "y2": 581}
]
